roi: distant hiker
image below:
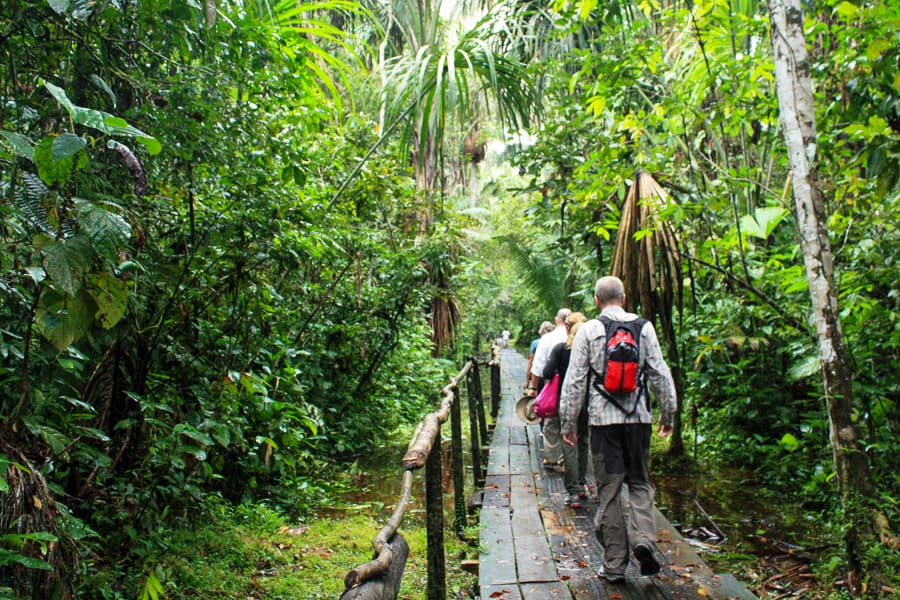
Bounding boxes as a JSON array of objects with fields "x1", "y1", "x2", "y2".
[
  {"x1": 501, "y1": 329, "x2": 511, "y2": 348},
  {"x1": 541, "y1": 312, "x2": 589, "y2": 507},
  {"x1": 559, "y1": 276, "x2": 676, "y2": 583},
  {"x1": 525, "y1": 321, "x2": 554, "y2": 394},
  {"x1": 530, "y1": 307, "x2": 571, "y2": 470}
]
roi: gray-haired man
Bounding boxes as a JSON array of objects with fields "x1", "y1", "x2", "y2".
[{"x1": 559, "y1": 276, "x2": 676, "y2": 582}]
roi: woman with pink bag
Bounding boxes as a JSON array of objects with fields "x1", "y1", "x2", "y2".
[{"x1": 541, "y1": 312, "x2": 589, "y2": 508}]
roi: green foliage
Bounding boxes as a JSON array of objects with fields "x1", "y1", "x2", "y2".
[
  {"x1": 1, "y1": 0, "x2": 898, "y2": 595},
  {"x1": 0, "y1": 0, "x2": 461, "y2": 595}
]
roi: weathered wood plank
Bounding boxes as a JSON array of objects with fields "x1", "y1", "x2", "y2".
[
  {"x1": 509, "y1": 473, "x2": 557, "y2": 583},
  {"x1": 509, "y1": 425, "x2": 527, "y2": 446},
  {"x1": 481, "y1": 584, "x2": 523, "y2": 599},
  {"x1": 520, "y1": 581, "x2": 574, "y2": 599},
  {"x1": 508, "y1": 444, "x2": 531, "y2": 476},
  {"x1": 481, "y1": 474, "x2": 516, "y2": 588},
  {"x1": 487, "y1": 426, "x2": 511, "y2": 476},
  {"x1": 480, "y1": 515, "x2": 517, "y2": 586}
]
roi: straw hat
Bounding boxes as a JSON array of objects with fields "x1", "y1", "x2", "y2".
[{"x1": 516, "y1": 395, "x2": 541, "y2": 425}]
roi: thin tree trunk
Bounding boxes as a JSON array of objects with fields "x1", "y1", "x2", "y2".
[{"x1": 768, "y1": 0, "x2": 891, "y2": 591}]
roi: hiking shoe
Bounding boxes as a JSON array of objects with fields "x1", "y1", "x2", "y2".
[
  {"x1": 565, "y1": 493, "x2": 582, "y2": 509},
  {"x1": 597, "y1": 568, "x2": 625, "y2": 584},
  {"x1": 633, "y1": 543, "x2": 661, "y2": 576}
]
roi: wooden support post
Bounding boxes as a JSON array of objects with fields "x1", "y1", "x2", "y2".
[
  {"x1": 471, "y1": 360, "x2": 489, "y2": 445},
  {"x1": 425, "y1": 438, "x2": 446, "y2": 600},
  {"x1": 490, "y1": 360, "x2": 500, "y2": 420},
  {"x1": 340, "y1": 534, "x2": 409, "y2": 600},
  {"x1": 466, "y1": 365, "x2": 483, "y2": 487},
  {"x1": 450, "y1": 385, "x2": 466, "y2": 535}
]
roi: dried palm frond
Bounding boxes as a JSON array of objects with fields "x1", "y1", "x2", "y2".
[
  {"x1": 430, "y1": 293, "x2": 461, "y2": 356},
  {"x1": 609, "y1": 171, "x2": 682, "y2": 325},
  {"x1": 0, "y1": 440, "x2": 77, "y2": 599}
]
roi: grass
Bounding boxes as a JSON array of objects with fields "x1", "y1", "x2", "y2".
[
  {"x1": 78, "y1": 493, "x2": 478, "y2": 599},
  {"x1": 75, "y1": 443, "x2": 481, "y2": 600}
]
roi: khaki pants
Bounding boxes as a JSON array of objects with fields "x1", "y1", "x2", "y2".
[
  {"x1": 561, "y1": 407, "x2": 590, "y2": 495},
  {"x1": 590, "y1": 424, "x2": 656, "y2": 574},
  {"x1": 541, "y1": 416, "x2": 563, "y2": 464}
]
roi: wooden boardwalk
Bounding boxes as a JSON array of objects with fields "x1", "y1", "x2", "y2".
[{"x1": 478, "y1": 347, "x2": 757, "y2": 600}]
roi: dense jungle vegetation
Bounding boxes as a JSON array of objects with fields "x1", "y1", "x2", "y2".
[{"x1": 1, "y1": 0, "x2": 898, "y2": 597}]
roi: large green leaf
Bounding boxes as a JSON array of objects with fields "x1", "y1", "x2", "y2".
[
  {"x1": 34, "y1": 288, "x2": 95, "y2": 349},
  {"x1": 42, "y1": 80, "x2": 162, "y2": 155},
  {"x1": 740, "y1": 206, "x2": 788, "y2": 239},
  {"x1": 0, "y1": 130, "x2": 34, "y2": 160},
  {"x1": 75, "y1": 199, "x2": 132, "y2": 260},
  {"x1": 85, "y1": 272, "x2": 128, "y2": 328},
  {"x1": 38, "y1": 235, "x2": 95, "y2": 296},
  {"x1": 52, "y1": 133, "x2": 87, "y2": 159},
  {"x1": 0, "y1": 548, "x2": 53, "y2": 571},
  {"x1": 33, "y1": 136, "x2": 74, "y2": 186}
]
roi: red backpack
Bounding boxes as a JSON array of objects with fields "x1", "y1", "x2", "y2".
[{"x1": 591, "y1": 317, "x2": 647, "y2": 415}]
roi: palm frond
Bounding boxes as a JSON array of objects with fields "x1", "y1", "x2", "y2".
[{"x1": 609, "y1": 171, "x2": 682, "y2": 321}]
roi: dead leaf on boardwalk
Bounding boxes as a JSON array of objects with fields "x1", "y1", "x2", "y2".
[
  {"x1": 560, "y1": 575, "x2": 571, "y2": 580},
  {"x1": 697, "y1": 587, "x2": 709, "y2": 596},
  {"x1": 577, "y1": 559, "x2": 590, "y2": 568},
  {"x1": 490, "y1": 589, "x2": 510, "y2": 598},
  {"x1": 609, "y1": 594, "x2": 623, "y2": 599}
]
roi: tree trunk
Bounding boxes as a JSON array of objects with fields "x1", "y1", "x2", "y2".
[{"x1": 768, "y1": 0, "x2": 890, "y2": 592}]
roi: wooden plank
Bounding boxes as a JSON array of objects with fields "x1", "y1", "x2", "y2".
[
  {"x1": 487, "y1": 426, "x2": 511, "y2": 476},
  {"x1": 510, "y1": 474, "x2": 557, "y2": 583},
  {"x1": 508, "y1": 444, "x2": 531, "y2": 476},
  {"x1": 520, "y1": 581, "x2": 573, "y2": 599},
  {"x1": 481, "y1": 584, "x2": 523, "y2": 600},
  {"x1": 483, "y1": 474, "x2": 511, "y2": 509},
  {"x1": 695, "y1": 573, "x2": 759, "y2": 600},
  {"x1": 481, "y1": 473, "x2": 515, "y2": 587},
  {"x1": 509, "y1": 425, "x2": 527, "y2": 446}
]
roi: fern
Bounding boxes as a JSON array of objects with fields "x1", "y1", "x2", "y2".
[{"x1": 4, "y1": 172, "x2": 55, "y2": 236}]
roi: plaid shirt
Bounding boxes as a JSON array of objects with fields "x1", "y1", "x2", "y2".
[{"x1": 559, "y1": 306, "x2": 676, "y2": 435}]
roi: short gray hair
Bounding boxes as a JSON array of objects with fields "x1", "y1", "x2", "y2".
[
  {"x1": 555, "y1": 308, "x2": 571, "y2": 324},
  {"x1": 595, "y1": 276, "x2": 625, "y2": 305}
]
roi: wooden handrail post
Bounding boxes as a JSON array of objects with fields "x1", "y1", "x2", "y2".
[
  {"x1": 425, "y1": 436, "x2": 446, "y2": 600},
  {"x1": 471, "y1": 359, "x2": 489, "y2": 444},
  {"x1": 450, "y1": 385, "x2": 466, "y2": 535},
  {"x1": 490, "y1": 354, "x2": 500, "y2": 420},
  {"x1": 466, "y1": 363, "x2": 482, "y2": 486}
]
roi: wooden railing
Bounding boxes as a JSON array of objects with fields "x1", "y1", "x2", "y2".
[{"x1": 340, "y1": 347, "x2": 501, "y2": 600}]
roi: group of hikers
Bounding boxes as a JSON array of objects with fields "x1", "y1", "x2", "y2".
[{"x1": 518, "y1": 275, "x2": 677, "y2": 583}]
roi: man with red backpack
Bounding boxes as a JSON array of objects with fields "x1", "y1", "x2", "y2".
[{"x1": 559, "y1": 276, "x2": 677, "y2": 583}]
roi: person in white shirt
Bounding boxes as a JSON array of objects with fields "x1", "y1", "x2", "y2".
[{"x1": 529, "y1": 307, "x2": 570, "y2": 468}]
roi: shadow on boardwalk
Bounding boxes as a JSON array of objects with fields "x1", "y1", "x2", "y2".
[{"x1": 478, "y1": 347, "x2": 757, "y2": 600}]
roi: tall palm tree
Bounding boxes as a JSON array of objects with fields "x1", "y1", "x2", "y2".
[
  {"x1": 374, "y1": 0, "x2": 537, "y2": 351},
  {"x1": 379, "y1": 0, "x2": 534, "y2": 208}
]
